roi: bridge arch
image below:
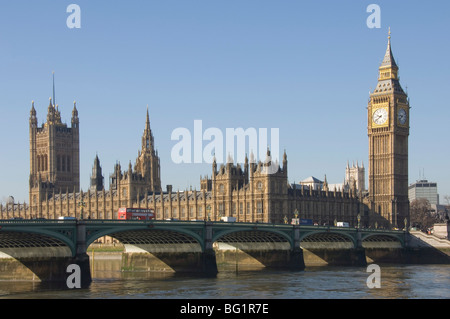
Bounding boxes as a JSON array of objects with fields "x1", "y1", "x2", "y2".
[
  {"x1": 361, "y1": 233, "x2": 404, "y2": 248},
  {"x1": 85, "y1": 222, "x2": 208, "y2": 274},
  {"x1": 211, "y1": 226, "x2": 297, "y2": 270},
  {"x1": 85, "y1": 224, "x2": 205, "y2": 251},
  {"x1": 212, "y1": 227, "x2": 294, "y2": 249},
  {"x1": 0, "y1": 223, "x2": 77, "y2": 256},
  {"x1": 299, "y1": 230, "x2": 357, "y2": 249},
  {"x1": 0, "y1": 227, "x2": 80, "y2": 283},
  {"x1": 0, "y1": 230, "x2": 74, "y2": 258}
]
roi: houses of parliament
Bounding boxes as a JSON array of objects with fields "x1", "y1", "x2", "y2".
[{"x1": 0, "y1": 33, "x2": 410, "y2": 229}]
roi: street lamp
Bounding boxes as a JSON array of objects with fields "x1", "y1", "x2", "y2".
[
  {"x1": 78, "y1": 200, "x2": 86, "y2": 220},
  {"x1": 357, "y1": 213, "x2": 361, "y2": 229},
  {"x1": 290, "y1": 209, "x2": 299, "y2": 225},
  {"x1": 206, "y1": 205, "x2": 211, "y2": 221}
]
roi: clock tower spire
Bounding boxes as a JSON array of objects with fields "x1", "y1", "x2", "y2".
[{"x1": 367, "y1": 29, "x2": 410, "y2": 229}]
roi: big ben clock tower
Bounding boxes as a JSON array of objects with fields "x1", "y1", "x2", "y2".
[{"x1": 368, "y1": 29, "x2": 410, "y2": 228}]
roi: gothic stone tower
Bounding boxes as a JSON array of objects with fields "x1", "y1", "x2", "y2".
[
  {"x1": 248, "y1": 149, "x2": 289, "y2": 223},
  {"x1": 345, "y1": 161, "x2": 365, "y2": 193},
  {"x1": 134, "y1": 107, "x2": 161, "y2": 193},
  {"x1": 368, "y1": 30, "x2": 410, "y2": 228},
  {"x1": 109, "y1": 108, "x2": 162, "y2": 208},
  {"x1": 90, "y1": 154, "x2": 104, "y2": 192},
  {"x1": 29, "y1": 99, "x2": 80, "y2": 210}
]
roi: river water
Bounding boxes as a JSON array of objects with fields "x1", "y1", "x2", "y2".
[{"x1": 0, "y1": 262, "x2": 448, "y2": 300}]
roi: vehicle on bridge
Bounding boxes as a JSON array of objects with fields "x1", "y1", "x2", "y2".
[
  {"x1": 221, "y1": 216, "x2": 236, "y2": 222},
  {"x1": 291, "y1": 218, "x2": 313, "y2": 225},
  {"x1": 118, "y1": 208, "x2": 155, "y2": 220},
  {"x1": 336, "y1": 222, "x2": 350, "y2": 227},
  {"x1": 58, "y1": 216, "x2": 77, "y2": 220}
]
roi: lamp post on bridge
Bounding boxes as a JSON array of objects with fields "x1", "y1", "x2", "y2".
[
  {"x1": 78, "y1": 200, "x2": 86, "y2": 220},
  {"x1": 290, "y1": 209, "x2": 299, "y2": 225}
]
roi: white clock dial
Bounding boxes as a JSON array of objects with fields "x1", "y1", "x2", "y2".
[
  {"x1": 373, "y1": 108, "x2": 388, "y2": 125},
  {"x1": 398, "y1": 108, "x2": 407, "y2": 125}
]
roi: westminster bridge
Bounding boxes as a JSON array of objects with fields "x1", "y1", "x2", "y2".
[{"x1": 0, "y1": 219, "x2": 445, "y2": 287}]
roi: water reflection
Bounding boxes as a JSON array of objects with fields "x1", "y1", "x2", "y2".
[{"x1": 0, "y1": 257, "x2": 449, "y2": 299}]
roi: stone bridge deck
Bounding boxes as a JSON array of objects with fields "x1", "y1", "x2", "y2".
[
  {"x1": 0, "y1": 219, "x2": 409, "y2": 254},
  {"x1": 1, "y1": 219, "x2": 445, "y2": 287}
]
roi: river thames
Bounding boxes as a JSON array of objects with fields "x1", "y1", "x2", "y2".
[{"x1": 0, "y1": 263, "x2": 448, "y2": 299}]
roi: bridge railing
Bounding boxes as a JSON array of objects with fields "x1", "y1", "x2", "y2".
[
  {"x1": 0, "y1": 219, "x2": 77, "y2": 225},
  {"x1": 0, "y1": 219, "x2": 407, "y2": 234}
]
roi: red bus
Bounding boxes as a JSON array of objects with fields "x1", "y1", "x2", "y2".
[{"x1": 118, "y1": 208, "x2": 155, "y2": 220}]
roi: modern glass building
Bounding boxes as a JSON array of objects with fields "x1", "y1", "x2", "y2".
[{"x1": 408, "y1": 180, "x2": 439, "y2": 205}]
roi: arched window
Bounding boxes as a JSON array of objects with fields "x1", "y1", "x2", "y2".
[
  {"x1": 62, "y1": 155, "x2": 66, "y2": 171},
  {"x1": 57, "y1": 155, "x2": 61, "y2": 171}
]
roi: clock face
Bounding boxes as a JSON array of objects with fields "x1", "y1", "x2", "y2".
[
  {"x1": 398, "y1": 108, "x2": 407, "y2": 125},
  {"x1": 373, "y1": 108, "x2": 388, "y2": 125}
]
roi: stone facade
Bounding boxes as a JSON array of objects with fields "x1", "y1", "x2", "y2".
[
  {"x1": 1, "y1": 104, "x2": 366, "y2": 226},
  {"x1": 0, "y1": 33, "x2": 409, "y2": 229}
]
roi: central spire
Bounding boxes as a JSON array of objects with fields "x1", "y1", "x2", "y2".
[
  {"x1": 146, "y1": 104, "x2": 150, "y2": 130},
  {"x1": 142, "y1": 105, "x2": 154, "y2": 152},
  {"x1": 134, "y1": 106, "x2": 161, "y2": 192},
  {"x1": 52, "y1": 71, "x2": 56, "y2": 107}
]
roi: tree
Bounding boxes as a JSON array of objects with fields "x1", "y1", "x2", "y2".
[
  {"x1": 442, "y1": 195, "x2": 450, "y2": 224},
  {"x1": 444, "y1": 195, "x2": 450, "y2": 206},
  {"x1": 410, "y1": 199, "x2": 435, "y2": 232}
]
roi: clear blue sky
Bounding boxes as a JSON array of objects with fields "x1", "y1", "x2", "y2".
[{"x1": 0, "y1": 0, "x2": 449, "y2": 204}]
